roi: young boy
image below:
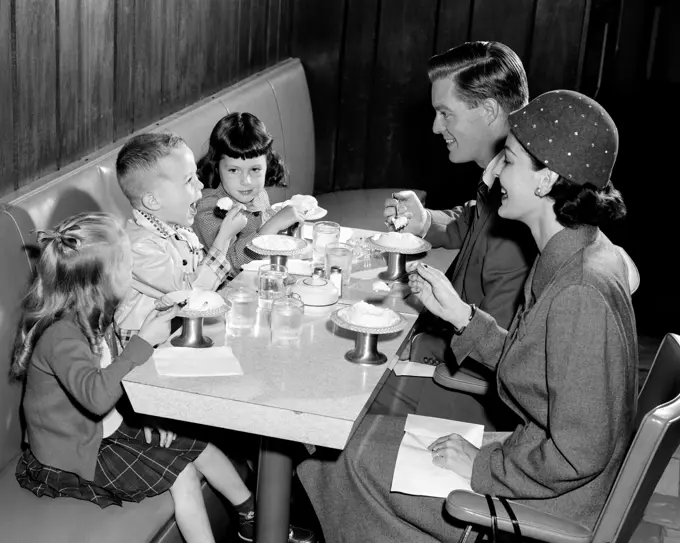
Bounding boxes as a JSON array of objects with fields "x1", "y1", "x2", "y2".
[
  {"x1": 114, "y1": 133, "x2": 247, "y2": 346},
  {"x1": 113, "y1": 133, "x2": 317, "y2": 543}
]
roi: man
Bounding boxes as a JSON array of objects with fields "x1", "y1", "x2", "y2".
[{"x1": 373, "y1": 40, "x2": 535, "y2": 426}]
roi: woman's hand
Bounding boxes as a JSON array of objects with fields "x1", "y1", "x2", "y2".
[
  {"x1": 429, "y1": 433, "x2": 479, "y2": 478},
  {"x1": 143, "y1": 424, "x2": 177, "y2": 448},
  {"x1": 408, "y1": 263, "x2": 471, "y2": 329}
]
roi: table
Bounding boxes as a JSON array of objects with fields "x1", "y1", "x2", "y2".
[
  {"x1": 124, "y1": 307, "x2": 416, "y2": 449},
  {"x1": 122, "y1": 228, "x2": 457, "y2": 542}
]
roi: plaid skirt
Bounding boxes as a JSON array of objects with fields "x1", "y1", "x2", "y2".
[{"x1": 16, "y1": 421, "x2": 208, "y2": 508}]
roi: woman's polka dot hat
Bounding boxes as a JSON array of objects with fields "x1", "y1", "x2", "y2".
[{"x1": 509, "y1": 90, "x2": 618, "y2": 189}]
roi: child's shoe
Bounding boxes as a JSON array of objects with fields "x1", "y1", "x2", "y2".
[
  {"x1": 237, "y1": 510, "x2": 255, "y2": 541},
  {"x1": 288, "y1": 524, "x2": 318, "y2": 543},
  {"x1": 238, "y1": 514, "x2": 317, "y2": 543}
]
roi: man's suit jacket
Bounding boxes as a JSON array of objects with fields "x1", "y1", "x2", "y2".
[
  {"x1": 371, "y1": 178, "x2": 536, "y2": 422},
  {"x1": 425, "y1": 179, "x2": 535, "y2": 331}
]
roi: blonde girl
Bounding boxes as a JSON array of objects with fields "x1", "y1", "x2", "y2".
[{"x1": 11, "y1": 212, "x2": 258, "y2": 543}]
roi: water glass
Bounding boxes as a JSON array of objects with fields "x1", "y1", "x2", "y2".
[
  {"x1": 226, "y1": 288, "x2": 258, "y2": 331},
  {"x1": 258, "y1": 264, "x2": 288, "y2": 308},
  {"x1": 270, "y1": 297, "x2": 305, "y2": 344},
  {"x1": 325, "y1": 242, "x2": 353, "y2": 287},
  {"x1": 312, "y1": 221, "x2": 341, "y2": 265}
]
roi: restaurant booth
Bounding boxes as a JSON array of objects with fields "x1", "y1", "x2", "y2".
[
  {"x1": 0, "y1": 59, "x2": 313, "y2": 543},
  {"x1": 1, "y1": 1, "x2": 679, "y2": 542},
  {"x1": 0, "y1": 56, "x2": 436, "y2": 543}
]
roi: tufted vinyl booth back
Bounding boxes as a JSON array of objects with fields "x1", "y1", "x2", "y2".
[{"x1": 0, "y1": 58, "x2": 313, "y2": 543}]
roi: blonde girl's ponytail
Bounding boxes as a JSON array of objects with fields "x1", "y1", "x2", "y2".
[{"x1": 10, "y1": 213, "x2": 130, "y2": 381}]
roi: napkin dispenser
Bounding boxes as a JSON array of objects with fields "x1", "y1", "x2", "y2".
[{"x1": 291, "y1": 276, "x2": 339, "y2": 306}]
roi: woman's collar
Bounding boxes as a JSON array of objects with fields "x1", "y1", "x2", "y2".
[{"x1": 531, "y1": 225, "x2": 598, "y2": 299}]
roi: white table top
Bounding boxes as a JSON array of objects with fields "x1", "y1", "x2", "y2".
[
  {"x1": 122, "y1": 227, "x2": 456, "y2": 450},
  {"x1": 124, "y1": 305, "x2": 417, "y2": 449}
]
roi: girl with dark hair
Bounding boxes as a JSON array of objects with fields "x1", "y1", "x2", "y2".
[
  {"x1": 299, "y1": 91, "x2": 638, "y2": 542},
  {"x1": 194, "y1": 112, "x2": 302, "y2": 273},
  {"x1": 11, "y1": 212, "x2": 274, "y2": 543}
]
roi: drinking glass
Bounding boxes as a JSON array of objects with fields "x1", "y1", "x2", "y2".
[
  {"x1": 226, "y1": 288, "x2": 258, "y2": 331},
  {"x1": 325, "y1": 242, "x2": 353, "y2": 287},
  {"x1": 258, "y1": 264, "x2": 288, "y2": 308},
  {"x1": 312, "y1": 221, "x2": 341, "y2": 265},
  {"x1": 270, "y1": 297, "x2": 305, "y2": 344}
]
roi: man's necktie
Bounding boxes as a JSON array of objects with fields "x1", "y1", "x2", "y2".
[
  {"x1": 444, "y1": 177, "x2": 488, "y2": 280},
  {"x1": 476, "y1": 178, "x2": 489, "y2": 219}
]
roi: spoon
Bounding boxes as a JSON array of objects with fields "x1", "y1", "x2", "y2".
[
  {"x1": 156, "y1": 299, "x2": 188, "y2": 312},
  {"x1": 390, "y1": 192, "x2": 407, "y2": 232}
]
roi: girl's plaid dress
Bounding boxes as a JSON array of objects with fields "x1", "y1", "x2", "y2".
[
  {"x1": 16, "y1": 421, "x2": 206, "y2": 508},
  {"x1": 16, "y1": 334, "x2": 207, "y2": 508}
]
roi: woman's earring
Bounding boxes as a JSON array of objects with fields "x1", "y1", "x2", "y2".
[{"x1": 534, "y1": 187, "x2": 544, "y2": 198}]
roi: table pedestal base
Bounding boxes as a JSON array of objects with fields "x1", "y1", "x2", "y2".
[
  {"x1": 170, "y1": 317, "x2": 213, "y2": 348},
  {"x1": 256, "y1": 437, "x2": 293, "y2": 543},
  {"x1": 270, "y1": 254, "x2": 289, "y2": 267},
  {"x1": 378, "y1": 252, "x2": 408, "y2": 283},
  {"x1": 345, "y1": 332, "x2": 387, "y2": 366}
]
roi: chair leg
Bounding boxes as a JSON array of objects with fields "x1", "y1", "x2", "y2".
[{"x1": 457, "y1": 525, "x2": 474, "y2": 543}]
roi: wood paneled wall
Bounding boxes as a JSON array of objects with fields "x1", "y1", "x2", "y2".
[
  {"x1": 0, "y1": 0, "x2": 674, "y2": 335},
  {"x1": 289, "y1": 0, "x2": 622, "y2": 207},
  {"x1": 0, "y1": 0, "x2": 291, "y2": 198},
  {"x1": 0, "y1": 0, "x2": 632, "y2": 205}
]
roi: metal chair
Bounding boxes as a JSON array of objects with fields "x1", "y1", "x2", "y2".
[{"x1": 446, "y1": 333, "x2": 680, "y2": 543}]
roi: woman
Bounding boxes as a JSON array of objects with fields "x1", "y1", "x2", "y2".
[{"x1": 297, "y1": 90, "x2": 638, "y2": 542}]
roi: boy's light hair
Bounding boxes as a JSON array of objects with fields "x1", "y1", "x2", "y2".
[
  {"x1": 11, "y1": 212, "x2": 130, "y2": 381},
  {"x1": 116, "y1": 132, "x2": 187, "y2": 207}
]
